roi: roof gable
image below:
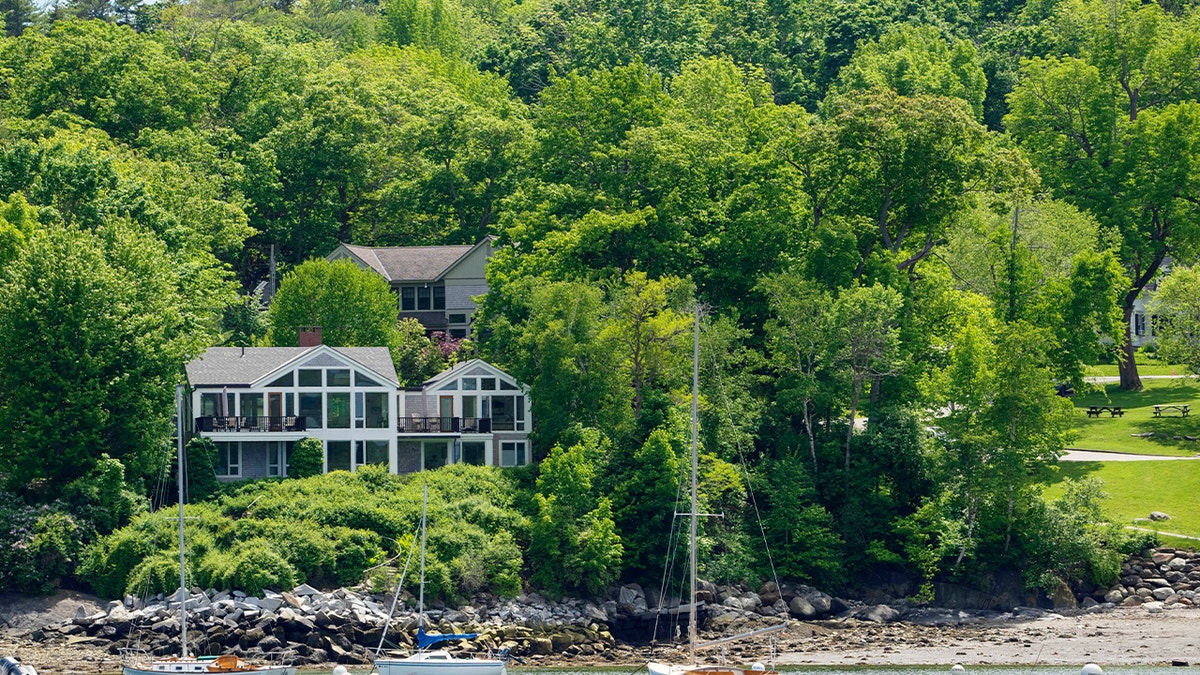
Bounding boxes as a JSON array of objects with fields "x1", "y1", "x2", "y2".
[
  {"x1": 187, "y1": 345, "x2": 399, "y2": 387},
  {"x1": 328, "y1": 238, "x2": 493, "y2": 284}
]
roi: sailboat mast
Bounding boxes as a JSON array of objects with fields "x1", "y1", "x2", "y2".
[
  {"x1": 688, "y1": 305, "x2": 699, "y2": 665},
  {"x1": 175, "y1": 384, "x2": 188, "y2": 659},
  {"x1": 417, "y1": 484, "x2": 428, "y2": 636}
]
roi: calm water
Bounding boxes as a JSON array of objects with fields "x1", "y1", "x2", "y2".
[{"x1": 295, "y1": 662, "x2": 1195, "y2": 667}]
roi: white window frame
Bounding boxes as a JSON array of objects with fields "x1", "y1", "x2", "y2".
[
  {"x1": 500, "y1": 441, "x2": 526, "y2": 467},
  {"x1": 218, "y1": 442, "x2": 241, "y2": 477}
]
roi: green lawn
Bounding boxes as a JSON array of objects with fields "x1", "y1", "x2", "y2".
[
  {"x1": 1047, "y1": 460, "x2": 1200, "y2": 539},
  {"x1": 1069, "y1": 378, "x2": 1200, "y2": 456},
  {"x1": 1085, "y1": 362, "x2": 1189, "y2": 377}
]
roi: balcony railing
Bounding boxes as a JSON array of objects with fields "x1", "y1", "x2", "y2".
[
  {"x1": 195, "y1": 416, "x2": 307, "y2": 433},
  {"x1": 398, "y1": 416, "x2": 492, "y2": 433}
]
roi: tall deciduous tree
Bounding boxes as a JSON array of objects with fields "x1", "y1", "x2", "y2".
[
  {"x1": 829, "y1": 282, "x2": 903, "y2": 469},
  {"x1": 266, "y1": 258, "x2": 399, "y2": 348},
  {"x1": 0, "y1": 223, "x2": 195, "y2": 496},
  {"x1": 1006, "y1": 0, "x2": 1200, "y2": 390}
]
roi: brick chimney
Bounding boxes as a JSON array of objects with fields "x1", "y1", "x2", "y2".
[{"x1": 298, "y1": 326, "x2": 323, "y2": 347}]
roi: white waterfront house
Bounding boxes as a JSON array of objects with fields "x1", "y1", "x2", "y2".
[
  {"x1": 185, "y1": 334, "x2": 400, "y2": 480},
  {"x1": 397, "y1": 359, "x2": 532, "y2": 472},
  {"x1": 185, "y1": 335, "x2": 532, "y2": 479}
]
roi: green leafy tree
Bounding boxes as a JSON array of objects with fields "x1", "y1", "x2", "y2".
[
  {"x1": 528, "y1": 429, "x2": 622, "y2": 595},
  {"x1": 836, "y1": 24, "x2": 987, "y2": 118},
  {"x1": 1150, "y1": 265, "x2": 1200, "y2": 375},
  {"x1": 829, "y1": 283, "x2": 904, "y2": 469},
  {"x1": 0, "y1": 223, "x2": 195, "y2": 497},
  {"x1": 1006, "y1": 0, "x2": 1200, "y2": 390},
  {"x1": 266, "y1": 258, "x2": 397, "y2": 347},
  {"x1": 184, "y1": 438, "x2": 222, "y2": 503}
]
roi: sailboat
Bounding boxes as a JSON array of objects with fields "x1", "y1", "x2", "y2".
[
  {"x1": 122, "y1": 386, "x2": 297, "y2": 675},
  {"x1": 374, "y1": 485, "x2": 508, "y2": 675},
  {"x1": 647, "y1": 307, "x2": 787, "y2": 675}
]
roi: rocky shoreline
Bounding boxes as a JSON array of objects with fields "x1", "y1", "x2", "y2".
[{"x1": 2, "y1": 548, "x2": 1198, "y2": 673}]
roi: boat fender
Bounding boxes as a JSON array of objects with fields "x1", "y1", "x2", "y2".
[
  {"x1": 751, "y1": 664, "x2": 766, "y2": 671},
  {"x1": 951, "y1": 666, "x2": 965, "y2": 672},
  {"x1": 1082, "y1": 664, "x2": 1103, "y2": 675},
  {"x1": 333, "y1": 666, "x2": 349, "y2": 675},
  {"x1": 1, "y1": 656, "x2": 38, "y2": 675}
]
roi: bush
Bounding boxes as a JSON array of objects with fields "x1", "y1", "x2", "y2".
[
  {"x1": 291, "y1": 438, "x2": 324, "y2": 478},
  {"x1": 125, "y1": 551, "x2": 187, "y2": 596},
  {"x1": 196, "y1": 538, "x2": 298, "y2": 596},
  {"x1": 62, "y1": 455, "x2": 145, "y2": 535},
  {"x1": 0, "y1": 492, "x2": 87, "y2": 594}
]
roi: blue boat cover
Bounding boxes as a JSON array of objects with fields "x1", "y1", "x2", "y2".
[{"x1": 417, "y1": 627, "x2": 480, "y2": 650}]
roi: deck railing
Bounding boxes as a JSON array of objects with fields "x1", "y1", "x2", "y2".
[
  {"x1": 195, "y1": 416, "x2": 307, "y2": 432},
  {"x1": 397, "y1": 416, "x2": 492, "y2": 433}
]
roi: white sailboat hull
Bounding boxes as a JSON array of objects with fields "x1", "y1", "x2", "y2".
[
  {"x1": 376, "y1": 654, "x2": 506, "y2": 675},
  {"x1": 648, "y1": 663, "x2": 774, "y2": 675},
  {"x1": 122, "y1": 657, "x2": 295, "y2": 675}
]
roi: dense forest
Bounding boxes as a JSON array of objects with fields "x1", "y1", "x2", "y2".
[{"x1": 2, "y1": 0, "x2": 1199, "y2": 603}]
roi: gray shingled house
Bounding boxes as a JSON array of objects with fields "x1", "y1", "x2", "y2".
[{"x1": 326, "y1": 238, "x2": 492, "y2": 337}]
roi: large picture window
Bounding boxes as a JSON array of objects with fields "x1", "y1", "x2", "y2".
[
  {"x1": 327, "y1": 441, "x2": 352, "y2": 472},
  {"x1": 327, "y1": 392, "x2": 351, "y2": 428},
  {"x1": 299, "y1": 393, "x2": 323, "y2": 429}
]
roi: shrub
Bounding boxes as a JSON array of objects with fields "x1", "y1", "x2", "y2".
[
  {"x1": 62, "y1": 455, "x2": 145, "y2": 535},
  {"x1": 125, "y1": 551, "x2": 187, "y2": 596},
  {"x1": 0, "y1": 494, "x2": 84, "y2": 594},
  {"x1": 291, "y1": 438, "x2": 324, "y2": 478},
  {"x1": 197, "y1": 538, "x2": 298, "y2": 596}
]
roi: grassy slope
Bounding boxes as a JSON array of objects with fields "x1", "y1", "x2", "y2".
[
  {"x1": 1069, "y1": 378, "x2": 1200, "y2": 456},
  {"x1": 1085, "y1": 362, "x2": 1189, "y2": 377},
  {"x1": 1046, "y1": 460, "x2": 1200, "y2": 539}
]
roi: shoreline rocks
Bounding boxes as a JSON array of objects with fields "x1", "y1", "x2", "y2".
[
  {"x1": 1096, "y1": 548, "x2": 1199, "y2": 608},
  {"x1": 18, "y1": 550, "x2": 1200, "y2": 667}
]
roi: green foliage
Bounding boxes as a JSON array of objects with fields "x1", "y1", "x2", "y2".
[
  {"x1": 1151, "y1": 265, "x2": 1200, "y2": 375},
  {"x1": 0, "y1": 223, "x2": 197, "y2": 497},
  {"x1": 836, "y1": 24, "x2": 987, "y2": 118},
  {"x1": 267, "y1": 258, "x2": 399, "y2": 348},
  {"x1": 197, "y1": 538, "x2": 299, "y2": 597},
  {"x1": 528, "y1": 429, "x2": 622, "y2": 595},
  {"x1": 184, "y1": 438, "x2": 222, "y2": 504},
  {"x1": 290, "y1": 438, "x2": 325, "y2": 479},
  {"x1": 78, "y1": 466, "x2": 527, "y2": 599}
]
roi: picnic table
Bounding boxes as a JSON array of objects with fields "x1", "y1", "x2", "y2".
[
  {"x1": 1086, "y1": 405, "x2": 1124, "y2": 418},
  {"x1": 1153, "y1": 403, "x2": 1190, "y2": 417}
]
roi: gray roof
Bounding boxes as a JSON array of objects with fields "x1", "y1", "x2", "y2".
[
  {"x1": 186, "y1": 346, "x2": 399, "y2": 387},
  {"x1": 340, "y1": 243, "x2": 475, "y2": 283}
]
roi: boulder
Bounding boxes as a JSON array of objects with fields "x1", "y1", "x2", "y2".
[
  {"x1": 788, "y1": 597, "x2": 816, "y2": 619},
  {"x1": 1150, "y1": 512, "x2": 1172, "y2": 521},
  {"x1": 1104, "y1": 589, "x2": 1125, "y2": 604},
  {"x1": 860, "y1": 605, "x2": 900, "y2": 623}
]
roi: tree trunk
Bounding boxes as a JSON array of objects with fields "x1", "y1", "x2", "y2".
[
  {"x1": 1118, "y1": 302, "x2": 1143, "y2": 391},
  {"x1": 845, "y1": 377, "x2": 862, "y2": 471},
  {"x1": 803, "y1": 400, "x2": 818, "y2": 475}
]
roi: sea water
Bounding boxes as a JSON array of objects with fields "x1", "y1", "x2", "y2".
[{"x1": 300, "y1": 662, "x2": 1200, "y2": 667}]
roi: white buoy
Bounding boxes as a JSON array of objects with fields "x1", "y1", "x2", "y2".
[
  {"x1": 751, "y1": 664, "x2": 766, "y2": 672},
  {"x1": 951, "y1": 665, "x2": 966, "y2": 672},
  {"x1": 1082, "y1": 663, "x2": 1103, "y2": 675},
  {"x1": 333, "y1": 666, "x2": 349, "y2": 675}
]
